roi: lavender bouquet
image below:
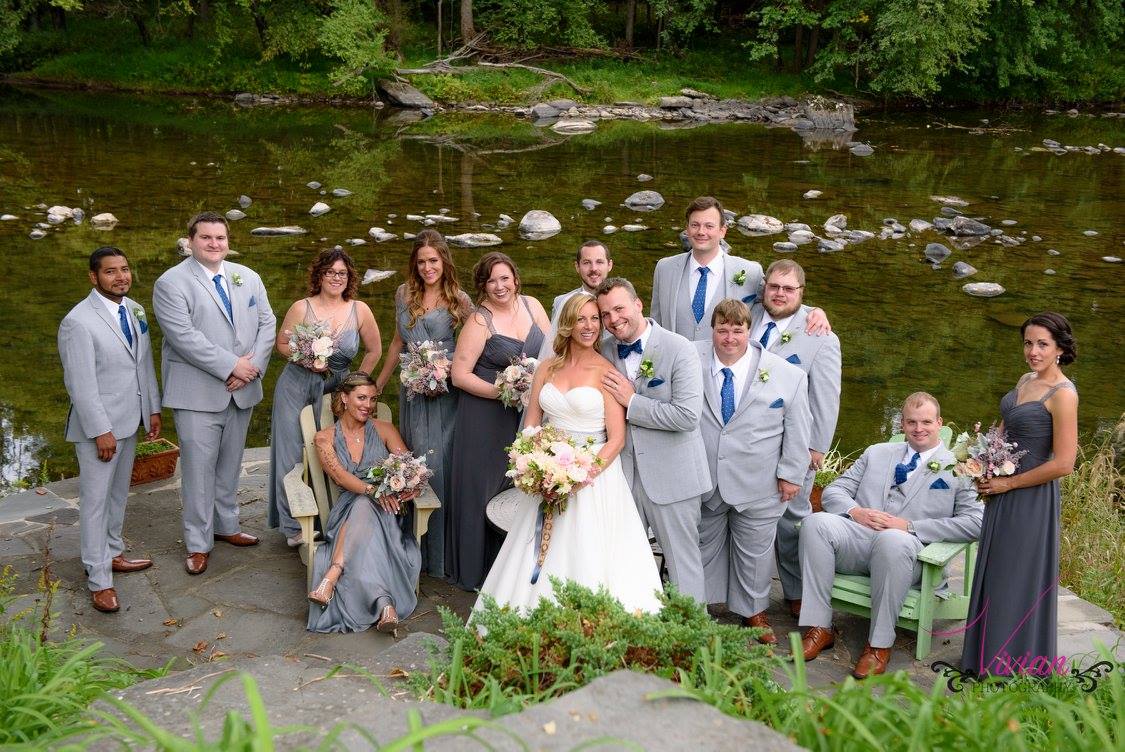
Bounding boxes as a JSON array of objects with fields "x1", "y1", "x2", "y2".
[
  {"x1": 494, "y1": 354, "x2": 538, "y2": 409},
  {"x1": 287, "y1": 321, "x2": 336, "y2": 370},
  {"x1": 399, "y1": 340, "x2": 452, "y2": 400},
  {"x1": 951, "y1": 422, "x2": 1029, "y2": 482}
]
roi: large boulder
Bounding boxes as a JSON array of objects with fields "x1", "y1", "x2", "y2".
[
  {"x1": 446, "y1": 232, "x2": 503, "y2": 248},
  {"x1": 377, "y1": 80, "x2": 435, "y2": 109},
  {"x1": 736, "y1": 214, "x2": 784, "y2": 235},
  {"x1": 623, "y1": 190, "x2": 665, "y2": 211},
  {"x1": 518, "y1": 210, "x2": 562, "y2": 240},
  {"x1": 949, "y1": 216, "x2": 991, "y2": 236}
]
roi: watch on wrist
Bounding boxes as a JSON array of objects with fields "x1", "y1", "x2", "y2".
[{"x1": 906, "y1": 520, "x2": 916, "y2": 536}]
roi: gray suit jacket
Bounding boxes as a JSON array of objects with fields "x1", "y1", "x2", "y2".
[
  {"x1": 750, "y1": 304, "x2": 842, "y2": 454},
  {"x1": 821, "y1": 442, "x2": 983, "y2": 545},
  {"x1": 695, "y1": 342, "x2": 811, "y2": 510},
  {"x1": 650, "y1": 251, "x2": 764, "y2": 340},
  {"x1": 59, "y1": 290, "x2": 161, "y2": 442},
  {"x1": 152, "y1": 259, "x2": 276, "y2": 412},
  {"x1": 600, "y1": 320, "x2": 712, "y2": 504}
]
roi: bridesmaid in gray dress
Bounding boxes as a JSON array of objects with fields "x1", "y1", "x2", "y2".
[
  {"x1": 375, "y1": 230, "x2": 472, "y2": 577},
  {"x1": 268, "y1": 250, "x2": 381, "y2": 546},
  {"x1": 307, "y1": 372, "x2": 421, "y2": 634},
  {"x1": 961, "y1": 312, "x2": 1079, "y2": 677},
  {"x1": 446, "y1": 252, "x2": 551, "y2": 591}
]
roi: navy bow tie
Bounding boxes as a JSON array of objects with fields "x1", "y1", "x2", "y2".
[{"x1": 617, "y1": 340, "x2": 643, "y2": 359}]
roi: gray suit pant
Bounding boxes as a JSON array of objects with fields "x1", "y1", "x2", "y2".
[
  {"x1": 631, "y1": 464, "x2": 705, "y2": 603},
  {"x1": 798, "y1": 512, "x2": 922, "y2": 648},
  {"x1": 175, "y1": 403, "x2": 253, "y2": 553},
  {"x1": 700, "y1": 494, "x2": 785, "y2": 617},
  {"x1": 76, "y1": 435, "x2": 137, "y2": 591},
  {"x1": 775, "y1": 468, "x2": 815, "y2": 601}
]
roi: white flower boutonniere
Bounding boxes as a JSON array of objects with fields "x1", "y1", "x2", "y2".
[
  {"x1": 780, "y1": 331, "x2": 793, "y2": 345},
  {"x1": 639, "y1": 358, "x2": 655, "y2": 380},
  {"x1": 132, "y1": 307, "x2": 146, "y2": 322},
  {"x1": 732, "y1": 269, "x2": 747, "y2": 285},
  {"x1": 231, "y1": 272, "x2": 244, "y2": 287},
  {"x1": 758, "y1": 369, "x2": 770, "y2": 383}
]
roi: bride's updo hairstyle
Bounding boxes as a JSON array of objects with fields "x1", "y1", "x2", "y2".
[
  {"x1": 331, "y1": 371, "x2": 378, "y2": 417},
  {"x1": 1021, "y1": 311, "x2": 1077, "y2": 365},
  {"x1": 548, "y1": 292, "x2": 599, "y2": 376}
]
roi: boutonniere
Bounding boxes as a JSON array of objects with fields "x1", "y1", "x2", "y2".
[
  {"x1": 231, "y1": 272, "x2": 244, "y2": 287},
  {"x1": 927, "y1": 460, "x2": 941, "y2": 473},
  {"x1": 758, "y1": 369, "x2": 770, "y2": 383},
  {"x1": 780, "y1": 331, "x2": 792, "y2": 345},
  {"x1": 132, "y1": 306, "x2": 149, "y2": 333},
  {"x1": 639, "y1": 358, "x2": 655, "y2": 380},
  {"x1": 732, "y1": 269, "x2": 747, "y2": 286}
]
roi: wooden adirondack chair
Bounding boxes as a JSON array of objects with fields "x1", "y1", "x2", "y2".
[
  {"x1": 826, "y1": 425, "x2": 978, "y2": 660},
  {"x1": 291, "y1": 395, "x2": 440, "y2": 590}
]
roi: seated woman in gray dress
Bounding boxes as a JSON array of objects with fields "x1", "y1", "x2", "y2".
[{"x1": 307, "y1": 372, "x2": 421, "y2": 634}]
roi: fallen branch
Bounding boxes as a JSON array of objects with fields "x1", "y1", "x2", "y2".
[
  {"x1": 930, "y1": 121, "x2": 1030, "y2": 134},
  {"x1": 477, "y1": 61, "x2": 590, "y2": 96}
]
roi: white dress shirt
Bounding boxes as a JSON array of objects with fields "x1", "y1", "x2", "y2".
[
  {"x1": 897, "y1": 442, "x2": 943, "y2": 485},
  {"x1": 710, "y1": 346, "x2": 758, "y2": 414},
  {"x1": 751, "y1": 310, "x2": 797, "y2": 350},
  {"x1": 688, "y1": 252, "x2": 725, "y2": 313},
  {"x1": 621, "y1": 323, "x2": 654, "y2": 381},
  {"x1": 196, "y1": 259, "x2": 231, "y2": 299},
  {"x1": 95, "y1": 290, "x2": 134, "y2": 347}
]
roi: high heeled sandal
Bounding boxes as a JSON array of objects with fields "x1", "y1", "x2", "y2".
[
  {"x1": 307, "y1": 562, "x2": 343, "y2": 607},
  {"x1": 375, "y1": 603, "x2": 399, "y2": 634}
]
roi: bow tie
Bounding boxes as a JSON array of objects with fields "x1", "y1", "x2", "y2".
[{"x1": 617, "y1": 340, "x2": 643, "y2": 359}]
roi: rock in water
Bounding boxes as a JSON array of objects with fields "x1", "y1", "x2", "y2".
[
  {"x1": 622, "y1": 224, "x2": 648, "y2": 232},
  {"x1": 361, "y1": 269, "x2": 396, "y2": 285},
  {"x1": 962, "y1": 282, "x2": 1005, "y2": 298},
  {"x1": 909, "y1": 219, "x2": 933, "y2": 232},
  {"x1": 331, "y1": 188, "x2": 353, "y2": 197},
  {"x1": 47, "y1": 205, "x2": 74, "y2": 219},
  {"x1": 849, "y1": 143, "x2": 875, "y2": 156},
  {"x1": 225, "y1": 209, "x2": 246, "y2": 221},
  {"x1": 309, "y1": 202, "x2": 331, "y2": 216},
  {"x1": 530, "y1": 103, "x2": 559, "y2": 119},
  {"x1": 788, "y1": 230, "x2": 815, "y2": 245},
  {"x1": 345, "y1": 238, "x2": 367, "y2": 246},
  {"x1": 952, "y1": 262, "x2": 978, "y2": 279},
  {"x1": 773, "y1": 242, "x2": 798, "y2": 253},
  {"x1": 425, "y1": 214, "x2": 458, "y2": 224},
  {"x1": 1083, "y1": 229, "x2": 1099, "y2": 237},
  {"x1": 377, "y1": 80, "x2": 435, "y2": 108},
  {"x1": 784, "y1": 223, "x2": 811, "y2": 233},
  {"x1": 1103, "y1": 256, "x2": 1122, "y2": 264},
  {"x1": 637, "y1": 174, "x2": 654, "y2": 182},
  {"x1": 251, "y1": 225, "x2": 307, "y2": 236},
  {"x1": 824, "y1": 214, "x2": 847, "y2": 232},
  {"x1": 28, "y1": 228, "x2": 46, "y2": 239},
  {"x1": 623, "y1": 190, "x2": 665, "y2": 211},
  {"x1": 803, "y1": 190, "x2": 822, "y2": 199},
  {"x1": 818, "y1": 238, "x2": 845, "y2": 252},
  {"x1": 551, "y1": 119, "x2": 596, "y2": 134},
  {"x1": 660, "y1": 96, "x2": 694, "y2": 109},
  {"x1": 0, "y1": 214, "x2": 17, "y2": 220},
  {"x1": 239, "y1": 194, "x2": 252, "y2": 208},
  {"x1": 930, "y1": 195, "x2": 970, "y2": 206},
  {"x1": 90, "y1": 212, "x2": 119, "y2": 228},
  {"x1": 924, "y1": 243, "x2": 951, "y2": 263},
  {"x1": 518, "y1": 210, "x2": 562, "y2": 240},
  {"x1": 603, "y1": 225, "x2": 618, "y2": 234},
  {"x1": 367, "y1": 227, "x2": 398, "y2": 242},
  {"x1": 306, "y1": 181, "x2": 322, "y2": 190},
  {"x1": 581, "y1": 199, "x2": 601, "y2": 210},
  {"x1": 949, "y1": 216, "x2": 991, "y2": 236},
  {"x1": 446, "y1": 233, "x2": 503, "y2": 248},
  {"x1": 736, "y1": 214, "x2": 784, "y2": 235}
]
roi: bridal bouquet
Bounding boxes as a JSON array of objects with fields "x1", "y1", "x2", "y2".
[
  {"x1": 399, "y1": 340, "x2": 452, "y2": 400},
  {"x1": 505, "y1": 425, "x2": 602, "y2": 583},
  {"x1": 951, "y1": 422, "x2": 1028, "y2": 481},
  {"x1": 494, "y1": 354, "x2": 538, "y2": 409},
  {"x1": 365, "y1": 452, "x2": 433, "y2": 510},
  {"x1": 287, "y1": 321, "x2": 336, "y2": 370}
]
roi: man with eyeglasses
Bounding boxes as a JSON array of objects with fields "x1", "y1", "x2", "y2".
[
  {"x1": 750, "y1": 259, "x2": 842, "y2": 620},
  {"x1": 153, "y1": 211, "x2": 276, "y2": 576}
]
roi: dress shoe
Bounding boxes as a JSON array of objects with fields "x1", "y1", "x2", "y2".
[
  {"x1": 111, "y1": 555, "x2": 153, "y2": 573},
  {"x1": 214, "y1": 532, "x2": 260, "y2": 547},
  {"x1": 785, "y1": 598, "x2": 802, "y2": 619},
  {"x1": 92, "y1": 588, "x2": 120, "y2": 613},
  {"x1": 800, "y1": 626, "x2": 836, "y2": 661},
  {"x1": 742, "y1": 611, "x2": 778, "y2": 645},
  {"x1": 852, "y1": 643, "x2": 891, "y2": 679},
  {"x1": 185, "y1": 552, "x2": 209, "y2": 575}
]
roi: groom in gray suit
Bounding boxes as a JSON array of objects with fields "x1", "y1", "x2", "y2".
[
  {"x1": 59, "y1": 247, "x2": 161, "y2": 613},
  {"x1": 696, "y1": 299, "x2": 811, "y2": 643},
  {"x1": 749, "y1": 260, "x2": 842, "y2": 618},
  {"x1": 596, "y1": 277, "x2": 713, "y2": 603},
  {"x1": 153, "y1": 212, "x2": 276, "y2": 575},
  {"x1": 537, "y1": 240, "x2": 613, "y2": 360},
  {"x1": 798, "y1": 392, "x2": 983, "y2": 678}
]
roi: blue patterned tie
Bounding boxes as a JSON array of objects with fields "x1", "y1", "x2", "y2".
[
  {"x1": 894, "y1": 451, "x2": 920, "y2": 486},
  {"x1": 617, "y1": 340, "x2": 643, "y2": 359},
  {"x1": 720, "y1": 367, "x2": 736, "y2": 424},
  {"x1": 759, "y1": 321, "x2": 776, "y2": 348},
  {"x1": 213, "y1": 274, "x2": 234, "y2": 322},
  {"x1": 117, "y1": 304, "x2": 133, "y2": 347},
  {"x1": 692, "y1": 266, "x2": 710, "y2": 323}
]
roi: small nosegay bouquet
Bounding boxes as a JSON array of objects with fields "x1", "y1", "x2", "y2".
[
  {"x1": 399, "y1": 340, "x2": 452, "y2": 400},
  {"x1": 365, "y1": 452, "x2": 433, "y2": 510},
  {"x1": 495, "y1": 354, "x2": 538, "y2": 409},
  {"x1": 287, "y1": 321, "x2": 336, "y2": 370},
  {"x1": 951, "y1": 422, "x2": 1028, "y2": 482}
]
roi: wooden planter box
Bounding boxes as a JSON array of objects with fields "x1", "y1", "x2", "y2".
[
  {"x1": 810, "y1": 485, "x2": 825, "y2": 514},
  {"x1": 131, "y1": 438, "x2": 180, "y2": 486}
]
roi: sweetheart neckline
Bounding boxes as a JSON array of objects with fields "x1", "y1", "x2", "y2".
[{"x1": 543, "y1": 384, "x2": 601, "y2": 397}]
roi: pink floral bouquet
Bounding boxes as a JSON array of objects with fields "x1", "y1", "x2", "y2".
[
  {"x1": 951, "y1": 422, "x2": 1028, "y2": 482},
  {"x1": 399, "y1": 340, "x2": 452, "y2": 400},
  {"x1": 365, "y1": 452, "x2": 433, "y2": 509},
  {"x1": 287, "y1": 321, "x2": 336, "y2": 370},
  {"x1": 494, "y1": 354, "x2": 538, "y2": 409}
]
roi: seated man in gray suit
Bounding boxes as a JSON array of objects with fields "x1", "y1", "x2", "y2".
[
  {"x1": 153, "y1": 212, "x2": 276, "y2": 576},
  {"x1": 799, "y1": 392, "x2": 983, "y2": 678},
  {"x1": 59, "y1": 247, "x2": 162, "y2": 613},
  {"x1": 749, "y1": 260, "x2": 842, "y2": 619},
  {"x1": 537, "y1": 240, "x2": 614, "y2": 360},
  {"x1": 650, "y1": 196, "x2": 830, "y2": 342},
  {"x1": 696, "y1": 299, "x2": 811, "y2": 643},
  {"x1": 597, "y1": 277, "x2": 713, "y2": 603}
]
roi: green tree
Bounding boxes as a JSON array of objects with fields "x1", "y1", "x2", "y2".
[{"x1": 316, "y1": 0, "x2": 394, "y2": 93}]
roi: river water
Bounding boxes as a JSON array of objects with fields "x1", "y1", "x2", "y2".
[{"x1": 0, "y1": 87, "x2": 1121, "y2": 490}]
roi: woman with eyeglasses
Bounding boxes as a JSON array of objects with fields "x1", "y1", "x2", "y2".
[{"x1": 268, "y1": 249, "x2": 382, "y2": 547}]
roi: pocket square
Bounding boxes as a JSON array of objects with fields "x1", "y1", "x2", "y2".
[
  {"x1": 929, "y1": 478, "x2": 950, "y2": 490},
  {"x1": 741, "y1": 294, "x2": 757, "y2": 304},
  {"x1": 786, "y1": 353, "x2": 801, "y2": 365},
  {"x1": 137, "y1": 320, "x2": 149, "y2": 334},
  {"x1": 647, "y1": 378, "x2": 665, "y2": 388},
  {"x1": 769, "y1": 397, "x2": 784, "y2": 408},
  {"x1": 248, "y1": 295, "x2": 256, "y2": 307}
]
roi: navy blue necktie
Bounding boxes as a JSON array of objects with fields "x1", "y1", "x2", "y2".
[
  {"x1": 894, "y1": 452, "x2": 920, "y2": 486},
  {"x1": 617, "y1": 340, "x2": 643, "y2": 359},
  {"x1": 691, "y1": 266, "x2": 710, "y2": 323},
  {"x1": 759, "y1": 321, "x2": 776, "y2": 348},
  {"x1": 117, "y1": 304, "x2": 133, "y2": 347},
  {"x1": 720, "y1": 367, "x2": 736, "y2": 424},
  {"x1": 213, "y1": 274, "x2": 234, "y2": 322}
]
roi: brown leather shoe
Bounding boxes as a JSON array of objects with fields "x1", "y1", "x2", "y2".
[
  {"x1": 800, "y1": 626, "x2": 836, "y2": 661},
  {"x1": 92, "y1": 588, "x2": 120, "y2": 613},
  {"x1": 111, "y1": 555, "x2": 153, "y2": 573},
  {"x1": 214, "y1": 532, "x2": 260, "y2": 547},
  {"x1": 785, "y1": 598, "x2": 802, "y2": 619},
  {"x1": 185, "y1": 552, "x2": 209, "y2": 575},
  {"x1": 742, "y1": 611, "x2": 778, "y2": 645},
  {"x1": 852, "y1": 643, "x2": 891, "y2": 679}
]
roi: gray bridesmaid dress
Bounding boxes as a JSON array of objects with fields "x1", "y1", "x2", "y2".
[
  {"x1": 307, "y1": 420, "x2": 421, "y2": 633},
  {"x1": 446, "y1": 297, "x2": 544, "y2": 591},
  {"x1": 268, "y1": 302, "x2": 360, "y2": 537},
  {"x1": 960, "y1": 380, "x2": 1076, "y2": 677}
]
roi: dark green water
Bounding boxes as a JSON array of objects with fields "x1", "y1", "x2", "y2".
[{"x1": 0, "y1": 87, "x2": 1121, "y2": 490}]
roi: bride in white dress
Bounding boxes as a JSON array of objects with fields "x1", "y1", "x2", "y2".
[{"x1": 473, "y1": 293, "x2": 664, "y2": 615}]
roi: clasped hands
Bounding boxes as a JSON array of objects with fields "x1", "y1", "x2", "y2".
[
  {"x1": 377, "y1": 488, "x2": 419, "y2": 515},
  {"x1": 848, "y1": 506, "x2": 909, "y2": 532},
  {"x1": 226, "y1": 353, "x2": 259, "y2": 392}
]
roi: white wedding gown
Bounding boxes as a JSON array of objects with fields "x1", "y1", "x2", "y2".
[{"x1": 473, "y1": 384, "x2": 664, "y2": 615}]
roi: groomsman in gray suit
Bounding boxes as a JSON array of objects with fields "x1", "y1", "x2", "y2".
[
  {"x1": 750, "y1": 260, "x2": 842, "y2": 618},
  {"x1": 695, "y1": 299, "x2": 811, "y2": 643},
  {"x1": 59, "y1": 247, "x2": 161, "y2": 613},
  {"x1": 798, "y1": 393, "x2": 982, "y2": 678},
  {"x1": 153, "y1": 212, "x2": 276, "y2": 575},
  {"x1": 537, "y1": 240, "x2": 614, "y2": 360},
  {"x1": 596, "y1": 277, "x2": 713, "y2": 603}
]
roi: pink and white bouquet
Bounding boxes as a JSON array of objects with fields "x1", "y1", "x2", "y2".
[
  {"x1": 287, "y1": 321, "x2": 336, "y2": 370},
  {"x1": 494, "y1": 354, "x2": 538, "y2": 409},
  {"x1": 951, "y1": 422, "x2": 1028, "y2": 481},
  {"x1": 399, "y1": 340, "x2": 452, "y2": 400},
  {"x1": 365, "y1": 451, "x2": 433, "y2": 508}
]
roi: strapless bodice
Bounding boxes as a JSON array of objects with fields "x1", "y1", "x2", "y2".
[{"x1": 539, "y1": 384, "x2": 606, "y2": 438}]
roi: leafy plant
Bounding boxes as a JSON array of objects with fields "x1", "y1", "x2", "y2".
[
  {"x1": 135, "y1": 438, "x2": 176, "y2": 457},
  {"x1": 813, "y1": 445, "x2": 853, "y2": 488}
]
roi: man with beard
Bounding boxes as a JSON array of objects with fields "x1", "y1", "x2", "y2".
[{"x1": 538, "y1": 240, "x2": 614, "y2": 360}]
